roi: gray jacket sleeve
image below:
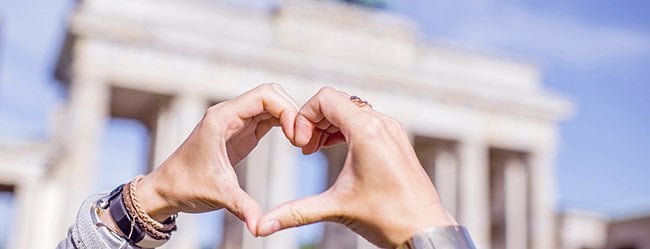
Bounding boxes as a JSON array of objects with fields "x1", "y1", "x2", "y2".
[{"x1": 56, "y1": 194, "x2": 141, "y2": 249}]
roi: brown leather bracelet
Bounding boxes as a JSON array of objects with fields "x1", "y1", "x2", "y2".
[
  {"x1": 129, "y1": 176, "x2": 177, "y2": 232},
  {"x1": 123, "y1": 182, "x2": 171, "y2": 240}
]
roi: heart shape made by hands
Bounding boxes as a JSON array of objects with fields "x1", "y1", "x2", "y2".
[{"x1": 142, "y1": 84, "x2": 452, "y2": 248}]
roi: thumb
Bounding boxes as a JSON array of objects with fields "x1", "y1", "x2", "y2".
[
  {"x1": 224, "y1": 187, "x2": 263, "y2": 236},
  {"x1": 257, "y1": 192, "x2": 341, "y2": 237}
]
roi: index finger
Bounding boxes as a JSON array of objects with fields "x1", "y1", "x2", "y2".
[
  {"x1": 294, "y1": 86, "x2": 366, "y2": 146},
  {"x1": 221, "y1": 83, "x2": 298, "y2": 142}
]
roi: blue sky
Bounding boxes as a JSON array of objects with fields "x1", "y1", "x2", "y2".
[{"x1": 0, "y1": 0, "x2": 649, "y2": 246}]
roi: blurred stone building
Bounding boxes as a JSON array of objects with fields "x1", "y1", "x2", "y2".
[
  {"x1": 0, "y1": 0, "x2": 574, "y2": 248},
  {"x1": 604, "y1": 214, "x2": 650, "y2": 249},
  {"x1": 558, "y1": 210, "x2": 650, "y2": 249},
  {"x1": 557, "y1": 210, "x2": 609, "y2": 249}
]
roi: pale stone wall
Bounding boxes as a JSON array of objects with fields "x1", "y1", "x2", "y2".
[
  {"x1": 0, "y1": 0, "x2": 572, "y2": 248},
  {"x1": 557, "y1": 210, "x2": 608, "y2": 249},
  {"x1": 605, "y1": 214, "x2": 650, "y2": 249},
  {"x1": 0, "y1": 141, "x2": 49, "y2": 249}
]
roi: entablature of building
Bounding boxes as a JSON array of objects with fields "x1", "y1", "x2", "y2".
[{"x1": 56, "y1": 0, "x2": 572, "y2": 126}]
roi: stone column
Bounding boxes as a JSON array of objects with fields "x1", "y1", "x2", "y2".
[
  {"x1": 458, "y1": 139, "x2": 490, "y2": 249},
  {"x1": 11, "y1": 174, "x2": 42, "y2": 249},
  {"x1": 42, "y1": 79, "x2": 110, "y2": 247},
  {"x1": 504, "y1": 158, "x2": 528, "y2": 249},
  {"x1": 242, "y1": 129, "x2": 299, "y2": 249},
  {"x1": 33, "y1": 178, "x2": 66, "y2": 248},
  {"x1": 151, "y1": 94, "x2": 205, "y2": 169},
  {"x1": 63, "y1": 79, "x2": 110, "y2": 196},
  {"x1": 219, "y1": 156, "x2": 248, "y2": 249},
  {"x1": 150, "y1": 101, "x2": 173, "y2": 169},
  {"x1": 239, "y1": 131, "x2": 272, "y2": 249},
  {"x1": 155, "y1": 93, "x2": 206, "y2": 249},
  {"x1": 530, "y1": 149, "x2": 555, "y2": 249},
  {"x1": 414, "y1": 141, "x2": 458, "y2": 217},
  {"x1": 435, "y1": 148, "x2": 458, "y2": 218},
  {"x1": 414, "y1": 143, "x2": 436, "y2": 189},
  {"x1": 321, "y1": 146, "x2": 358, "y2": 249},
  {"x1": 265, "y1": 129, "x2": 299, "y2": 249}
]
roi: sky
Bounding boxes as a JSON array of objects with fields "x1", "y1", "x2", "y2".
[{"x1": 0, "y1": 0, "x2": 649, "y2": 247}]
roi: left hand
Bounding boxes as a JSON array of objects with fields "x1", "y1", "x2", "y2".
[{"x1": 136, "y1": 83, "x2": 299, "y2": 234}]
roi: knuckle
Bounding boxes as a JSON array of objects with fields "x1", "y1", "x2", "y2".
[
  {"x1": 229, "y1": 203, "x2": 245, "y2": 220},
  {"x1": 206, "y1": 102, "x2": 226, "y2": 115},
  {"x1": 231, "y1": 195, "x2": 250, "y2": 220},
  {"x1": 267, "y1": 82, "x2": 281, "y2": 89},
  {"x1": 204, "y1": 102, "x2": 241, "y2": 130},
  {"x1": 205, "y1": 102, "x2": 229, "y2": 122},
  {"x1": 259, "y1": 82, "x2": 274, "y2": 89},
  {"x1": 313, "y1": 86, "x2": 340, "y2": 105},
  {"x1": 317, "y1": 86, "x2": 336, "y2": 96},
  {"x1": 254, "y1": 83, "x2": 275, "y2": 93},
  {"x1": 323, "y1": 190, "x2": 352, "y2": 225},
  {"x1": 288, "y1": 207, "x2": 307, "y2": 226}
]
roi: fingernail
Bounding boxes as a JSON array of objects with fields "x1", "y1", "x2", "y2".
[{"x1": 259, "y1": 220, "x2": 281, "y2": 236}]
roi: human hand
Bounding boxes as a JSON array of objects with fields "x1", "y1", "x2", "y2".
[
  {"x1": 256, "y1": 87, "x2": 457, "y2": 248},
  {"x1": 135, "y1": 83, "x2": 299, "y2": 234}
]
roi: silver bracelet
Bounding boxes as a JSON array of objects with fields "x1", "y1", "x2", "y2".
[{"x1": 397, "y1": 226, "x2": 476, "y2": 249}]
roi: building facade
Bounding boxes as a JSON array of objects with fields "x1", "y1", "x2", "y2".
[
  {"x1": 557, "y1": 210, "x2": 609, "y2": 249},
  {"x1": 557, "y1": 210, "x2": 650, "y2": 249},
  {"x1": 604, "y1": 214, "x2": 650, "y2": 249},
  {"x1": 1, "y1": 0, "x2": 571, "y2": 248}
]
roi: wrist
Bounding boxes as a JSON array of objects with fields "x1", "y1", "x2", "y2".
[
  {"x1": 98, "y1": 183, "x2": 177, "y2": 247},
  {"x1": 413, "y1": 202, "x2": 458, "y2": 231},
  {"x1": 380, "y1": 201, "x2": 458, "y2": 247},
  {"x1": 425, "y1": 202, "x2": 458, "y2": 227},
  {"x1": 138, "y1": 171, "x2": 180, "y2": 222},
  {"x1": 399, "y1": 202, "x2": 458, "y2": 245}
]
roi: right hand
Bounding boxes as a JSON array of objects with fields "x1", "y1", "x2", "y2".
[
  {"x1": 256, "y1": 87, "x2": 457, "y2": 248},
  {"x1": 136, "y1": 83, "x2": 299, "y2": 234}
]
